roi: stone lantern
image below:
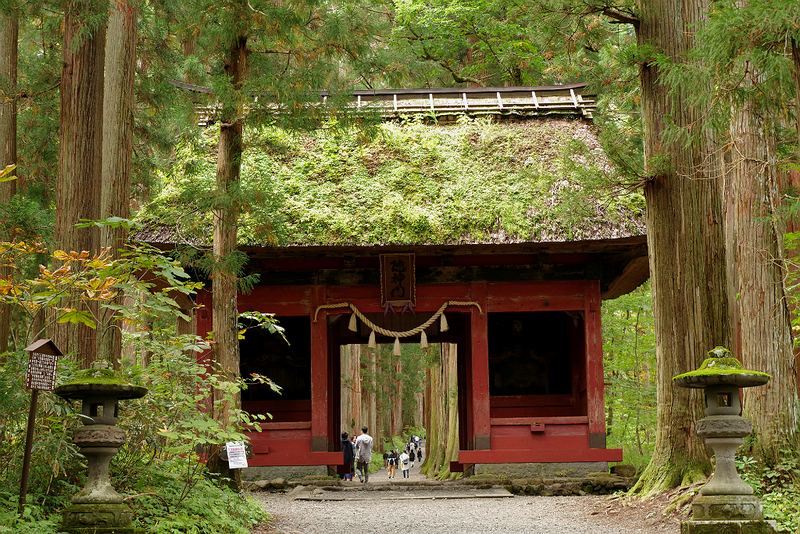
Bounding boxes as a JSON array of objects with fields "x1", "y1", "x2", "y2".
[
  {"x1": 55, "y1": 360, "x2": 147, "y2": 534},
  {"x1": 673, "y1": 346, "x2": 778, "y2": 534}
]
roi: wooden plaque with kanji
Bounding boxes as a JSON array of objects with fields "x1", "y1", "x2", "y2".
[{"x1": 380, "y1": 254, "x2": 415, "y2": 307}]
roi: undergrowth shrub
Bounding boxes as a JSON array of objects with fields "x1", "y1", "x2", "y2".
[
  {"x1": 737, "y1": 450, "x2": 800, "y2": 532},
  {"x1": 0, "y1": 237, "x2": 275, "y2": 533}
]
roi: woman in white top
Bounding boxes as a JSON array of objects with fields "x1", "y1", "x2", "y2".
[{"x1": 399, "y1": 449, "x2": 410, "y2": 478}]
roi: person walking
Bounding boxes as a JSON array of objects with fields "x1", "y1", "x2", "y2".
[
  {"x1": 408, "y1": 447, "x2": 416, "y2": 468},
  {"x1": 354, "y1": 426, "x2": 374, "y2": 483},
  {"x1": 387, "y1": 449, "x2": 397, "y2": 478},
  {"x1": 341, "y1": 431, "x2": 355, "y2": 480},
  {"x1": 399, "y1": 448, "x2": 410, "y2": 478}
]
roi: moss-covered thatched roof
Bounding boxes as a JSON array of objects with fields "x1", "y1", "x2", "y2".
[{"x1": 137, "y1": 115, "x2": 645, "y2": 249}]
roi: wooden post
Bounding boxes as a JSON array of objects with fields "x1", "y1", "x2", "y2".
[
  {"x1": 584, "y1": 280, "x2": 606, "y2": 448},
  {"x1": 19, "y1": 390, "x2": 38, "y2": 515},
  {"x1": 470, "y1": 281, "x2": 490, "y2": 449},
  {"x1": 310, "y1": 285, "x2": 328, "y2": 452}
]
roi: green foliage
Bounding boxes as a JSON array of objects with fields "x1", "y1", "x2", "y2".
[
  {"x1": 142, "y1": 118, "x2": 645, "y2": 247},
  {"x1": 127, "y1": 459, "x2": 270, "y2": 534},
  {"x1": 0, "y1": 239, "x2": 270, "y2": 533},
  {"x1": 737, "y1": 450, "x2": 800, "y2": 532},
  {"x1": 0, "y1": 231, "x2": 202, "y2": 352},
  {"x1": 602, "y1": 283, "x2": 657, "y2": 471}
]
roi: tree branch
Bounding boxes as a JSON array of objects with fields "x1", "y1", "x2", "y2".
[{"x1": 602, "y1": 8, "x2": 639, "y2": 28}]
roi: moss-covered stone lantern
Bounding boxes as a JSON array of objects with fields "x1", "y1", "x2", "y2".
[
  {"x1": 54, "y1": 360, "x2": 147, "y2": 534},
  {"x1": 673, "y1": 346, "x2": 778, "y2": 534}
]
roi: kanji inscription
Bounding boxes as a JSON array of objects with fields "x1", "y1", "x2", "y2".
[
  {"x1": 26, "y1": 352, "x2": 59, "y2": 391},
  {"x1": 380, "y1": 253, "x2": 415, "y2": 307}
]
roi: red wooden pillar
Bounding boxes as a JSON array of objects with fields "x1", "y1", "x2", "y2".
[
  {"x1": 470, "y1": 281, "x2": 491, "y2": 450},
  {"x1": 196, "y1": 289, "x2": 214, "y2": 369},
  {"x1": 310, "y1": 285, "x2": 328, "y2": 452},
  {"x1": 584, "y1": 280, "x2": 606, "y2": 448}
]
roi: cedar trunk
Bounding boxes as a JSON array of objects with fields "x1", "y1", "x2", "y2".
[
  {"x1": 421, "y1": 343, "x2": 459, "y2": 479},
  {"x1": 728, "y1": 98, "x2": 799, "y2": 459},
  {"x1": 633, "y1": 0, "x2": 729, "y2": 494},
  {"x1": 56, "y1": 1, "x2": 106, "y2": 367},
  {"x1": 207, "y1": 35, "x2": 246, "y2": 484},
  {"x1": 100, "y1": 0, "x2": 138, "y2": 366},
  {"x1": 0, "y1": 6, "x2": 18, "y2": 354}
]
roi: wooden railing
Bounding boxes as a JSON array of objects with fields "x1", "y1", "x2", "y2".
[{"x1": 169, "y1": 80, "x2": 596, "y2": 125}]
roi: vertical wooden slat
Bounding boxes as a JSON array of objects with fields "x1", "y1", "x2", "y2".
[
  {"x1": 310, "y1": 285, "x2": 328, "y2": 451},
  {"x1": 584, "y1": 279, "x2": 605, "y2": 444},
  {"x1": 470, "y1": 281, "x2": 490, "y2": 448}
]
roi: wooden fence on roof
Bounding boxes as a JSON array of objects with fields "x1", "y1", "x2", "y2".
[{"x1": 169, "y1": 80, "x2": 596, "y2": 125}]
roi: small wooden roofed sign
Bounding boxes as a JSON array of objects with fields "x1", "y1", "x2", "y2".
[{"x1": 23, "y1": 339, "x2": 63, "y2": 392}]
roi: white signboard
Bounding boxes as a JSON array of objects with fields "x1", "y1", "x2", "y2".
[{"x1": 226, "y1": 441, "x2": 248, "y2": 469}]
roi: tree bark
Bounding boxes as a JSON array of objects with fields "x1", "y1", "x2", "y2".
[
  {"x1": 56, "y1": 0, "x2": 106, "y2": 367},
  {"x1": 420, "y1": 343, "x2": 459, "y2": 479},
  {"x1": 633, "y1": 0, "x2": 729, "y2": 494},
  {"x1": 442, "y1": 342, "x2": 460, "y2": 479},
  {"x1": 0, "y1": 5, "x2": 18, "y2": 354},
  {"x1": 207, "y1": 34, "x2": 246, "y2": 485},
  {"x1": 340, "y1": 344, "x2": 362, "y2": 438},
  {"x1": 100, "y1": 0, "x2": 138, "y2": 367},
  {"x1": 728, "y1": 89, "x2": 799, "y2": 460}
]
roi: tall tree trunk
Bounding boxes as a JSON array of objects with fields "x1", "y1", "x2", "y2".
[
  {"x1": 421, "y1": 343, "x2": 459, "y2": 479},
  {"x1": 207, "y1": 34, "x2": 246, "y2": 485},
  {"x1": 442, "y1": 342, "x2": 460, "y2": 480},
  {"x1": 791, "y1": 39, "x2": 800, "y2": 399},
  {"x1": 340, "y1": 344, "x2": 362, "y2": 438},
  {"x1": 100, "y1": 0, "x2": 138, "y2": 366},
  {"x1": 0, "y1": 5, "x2": 18, "y2": 354},
  {"x1": 422, "y1": 353, "x2": 443, "y2": 476},
  {"x1": 56, "y1": 0, "x2": 106, "y2": 367},
  {"x1": 728, "y1": 91, "x2": 799, "y2": 460},
  {"x1": 633, "y1": 0, "x2": 730, "y2": 494}
]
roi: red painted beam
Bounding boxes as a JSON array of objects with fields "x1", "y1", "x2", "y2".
[
  {"x1": 458, "y1": 448, "x2": 623, "y2": 464},
  {"x1": 490, "y1": 416, "x2": 589, "y2": 426},
  {"x1": 248, "y1": 452, "x2": 345, "y2": 467}
]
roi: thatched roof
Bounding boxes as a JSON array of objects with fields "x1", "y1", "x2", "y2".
[{"x1": 137, "y1": 114, "x2": 645, "y2": 250}]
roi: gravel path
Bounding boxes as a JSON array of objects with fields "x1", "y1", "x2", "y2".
[
  {"x1": 250, "y1": 456, "x2": 681, "y2": 534},
  {"x1": 253, "y1": 492, "x2": 680, "y2": 534}
]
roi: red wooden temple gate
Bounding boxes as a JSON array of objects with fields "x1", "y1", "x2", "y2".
[{"x1": 194, "y1": 237, "x2": 648, "y2": 471}]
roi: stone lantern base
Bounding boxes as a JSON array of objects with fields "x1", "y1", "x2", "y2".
[
  {"x1": 681, "y1": 495, "x2": 779, "y2": 534},
  {"x1": 61, "y1": 503, "x2": 144, "y2": 534},
  {"x1": 681, "y1": 519, "x2": 780, "y2": 534}
]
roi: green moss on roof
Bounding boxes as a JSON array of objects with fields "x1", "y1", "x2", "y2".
[
  {"x1": 139, "y1": 117, "x2": 646, "y2": 247},
  {"x1": 672, "y1": 346, "x2": 771, "y2": 383}
]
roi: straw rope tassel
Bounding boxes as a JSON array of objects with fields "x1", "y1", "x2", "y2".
[
  {"x1": 368, "y1": 330, "x2": 377, "y2": 348},
  {"x1": 393, "y1": 337, "x2": 401, "y2": 356},
  {"x1": 440, "y1": 312, "x2": 449, "y2": 332},
  {"x1": 348, "y1": 312, "x2": 358, "y2": 332},
  {"x1": 420, "y1": 329, "x2": 428, "y2": 349}
]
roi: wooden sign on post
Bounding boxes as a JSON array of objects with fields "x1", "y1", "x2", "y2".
[
  {"x1": 25, "y1": 350, "x2": 58, "y2": 391},
  {"x1": 20, "y1": 339, "x2": 63, "y2": 515},
  {"x1": 380, "y1": 253, "x2": 415, "y2": 308}
]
